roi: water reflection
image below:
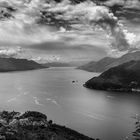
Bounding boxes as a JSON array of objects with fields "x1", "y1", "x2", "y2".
[{"x1": 0, "y1": 68, "x2": 139, "y2": 140}]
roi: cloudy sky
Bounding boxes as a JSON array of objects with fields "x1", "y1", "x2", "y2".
[{"x1": 0, "y1": 0, "x2": 140, "y2": 63}]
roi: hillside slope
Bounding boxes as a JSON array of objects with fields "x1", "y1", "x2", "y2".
[
  {"x1": 0, "y1": 57, "x2": 46, "y2": 72},
  {"x1": 78, "y1": 51, "x2": 140, "y2": 72},
  {"x1": 85, "y1": 60, "x2": 140, "y2": 92}
]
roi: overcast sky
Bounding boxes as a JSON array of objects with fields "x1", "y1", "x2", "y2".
[{"x1": 0, "y1": 0, "x2": 139, "y2": 63}]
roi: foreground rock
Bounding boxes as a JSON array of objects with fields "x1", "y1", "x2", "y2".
[
  {"x1": 0, "y1": 111, "x2": 96, "y2": 140},
  {"x1": 0, "y1": 58, "x2": 47, "y2": 72},
  {"x1": 85, "y1": 60, "x2": 140, "y2": 92}
]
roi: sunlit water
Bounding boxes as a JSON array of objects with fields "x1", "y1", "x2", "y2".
[{"x1": 0, "y1": 67, "x2": 140, "y2": 140}]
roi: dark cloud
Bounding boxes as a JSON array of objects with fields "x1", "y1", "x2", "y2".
[{"x1": 27, "y1": 41, "x2": 105, "y2": 51}]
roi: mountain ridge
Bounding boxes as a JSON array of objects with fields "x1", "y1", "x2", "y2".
[
  {"x1": 78, "y1": 51, "x2": 140, "y2": 72},
  {"x1": 0, "y1": 57, "x2": 47, "y2": 72}
]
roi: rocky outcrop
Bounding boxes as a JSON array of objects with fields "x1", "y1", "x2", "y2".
[
  {"x1": 0, "y1": 111, "x2": 96, "y2": 140},
  {"x1": 133, "y1": 120, "x2": 140, "y2": 140}
]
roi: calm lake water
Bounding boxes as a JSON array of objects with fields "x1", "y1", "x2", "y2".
[{"x1": 0, "y1": 67, "x2": 140, "y2": 140}]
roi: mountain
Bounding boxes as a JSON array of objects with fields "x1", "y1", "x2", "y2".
[
  {"x1": 78, "y1": 57, "x2": 116, "y2": 72},
  {"x1": 85, "y1": 60, "x2": 140, "y2": 92},
  {"x1": 0, "y1": 111, "x2": 95, "y2": 140},
  {"x1": 42, "y1": 62, "x2": 72, "y2": 67},
  {"x1": 0, "y1": 57, "x2": 46, "y2": 72},
  {"x1": 78, "y1": 51, "x2": 140, "y2": 72},
  {"x1": 42, "y1": 59, "x2": 91, "y2": 67}
]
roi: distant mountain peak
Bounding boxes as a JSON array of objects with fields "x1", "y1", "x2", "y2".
[{"x1": 78, "y1": 51, "x2": 140, "y2": 72}]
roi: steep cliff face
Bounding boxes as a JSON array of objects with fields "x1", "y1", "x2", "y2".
[
  {"x1": 85, "y1": 60, "x2": 140, "y2": 92},
  {"x1": 0, "y1": 111, "x2": 95, "y2": 140}
]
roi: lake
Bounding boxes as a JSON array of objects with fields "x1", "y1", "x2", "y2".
[{"x1": 0, "y1": 67, "x2": 140, "y2": 140}]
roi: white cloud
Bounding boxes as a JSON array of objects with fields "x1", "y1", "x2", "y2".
[
  {"x1": 45, "y1": 0, "x2": 136, "y2": 52},
  {"x1": 104, "y1": 0, "x2": 125, "y2": 7},
  {"x1": 0, "y1": 0, "x2": 138, "y2": 59},
  {"x1": 104, "y1": 0, "x2": 140, "y2": 10},
  {"x1": 124, "y1": 0, "x2": 140, "y2": 10},
  {"x1": 0, "y1": 46, "x2": 23, "y2": 58}
]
